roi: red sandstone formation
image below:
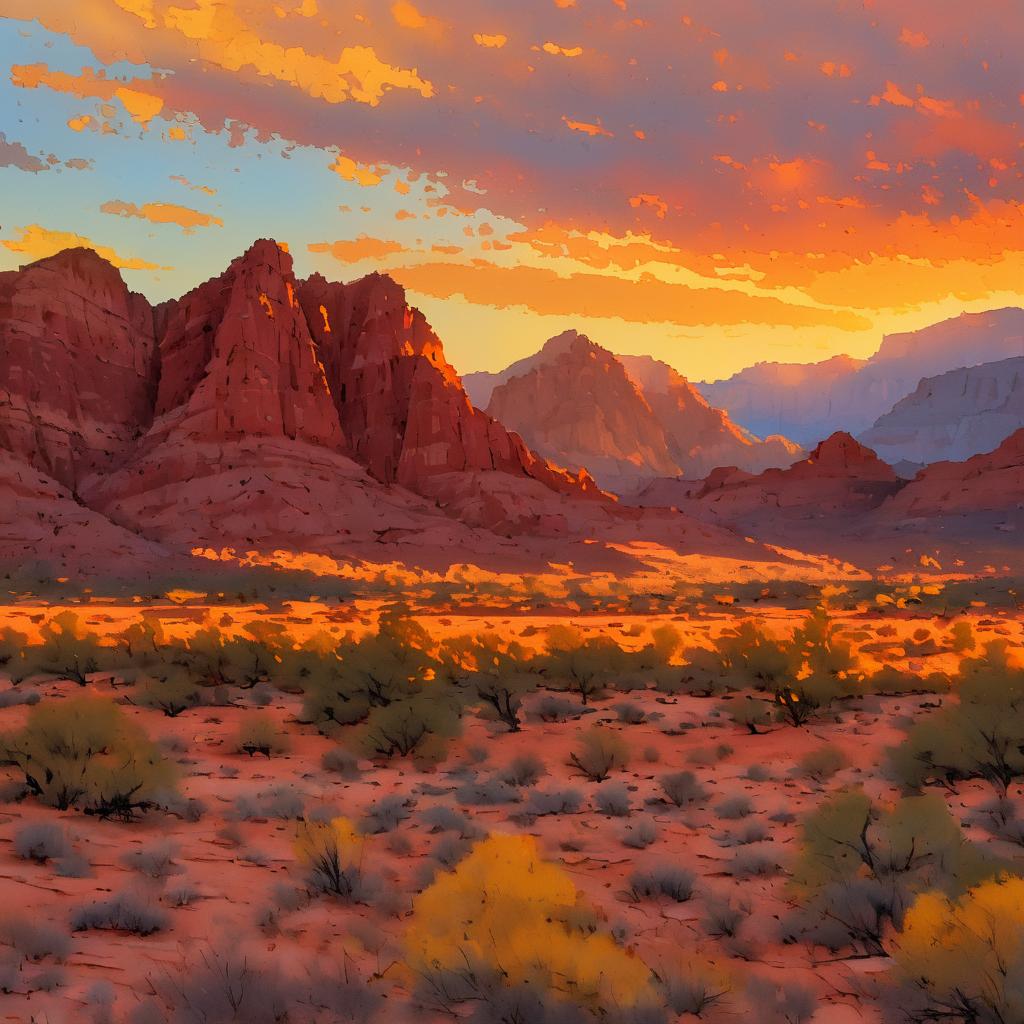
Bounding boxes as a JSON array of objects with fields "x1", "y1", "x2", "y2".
[
  {"x1": 0, "y1": 248, "x2": 157, "y2": 489},
  {"x1": 881, "y1": 428, "x2": 1024, "y2": 517}
]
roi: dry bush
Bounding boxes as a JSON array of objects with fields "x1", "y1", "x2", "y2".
[
  {"x1": 628, "y1": 864, "x2": 696, "y2": 903},
  {"x1": 569, "y1": 727, "x2": 630, "y2": 782},
  {"x1": 72, "y1": 891, "x2": 167, "y2": 934},
  {"x1": 658, "y1": 770, "x2": 708, "y2": 807},
  {"x1": 233, "y1": 712, "x2": 290, "y2": 757},
  {"x1": 294, "y1": 817, "x2": 367, "y2": 900}
]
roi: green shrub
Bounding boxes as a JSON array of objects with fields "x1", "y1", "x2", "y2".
[
  {"x1": 234, "y1": 713, "x2": 290, "y2": 757},
  {"x1": 0, "y1": 696, "x2": 175, "y2": 819}
]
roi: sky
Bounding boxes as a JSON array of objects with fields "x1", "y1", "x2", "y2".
[{"x1": 1, "y1": 1, "x2": 1023, "y2": 382}]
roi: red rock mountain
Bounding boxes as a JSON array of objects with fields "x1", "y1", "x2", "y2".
[
  {"x1": 689, "y1": 432, "x2": 902, "y2": 521},
  {"x1": 0, "y1": 241, "x2": 604, "y2": 559},
  {"x1": 617, "y1": 354, "x2": 801, "y2": 477},
  {"x1": 479, "y1": 332, "x2": 800, "y2": 491},
  {"x1": 0, "y1": 247, "x2": 158, "y2": 490},
  {"x1": 881, "y1": 428, "x2": 1024, "y2": 518},
  {"x1": 296, "y1": 273, "x2": 599, "y2": 501}
]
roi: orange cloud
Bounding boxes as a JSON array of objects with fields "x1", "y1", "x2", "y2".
[
  {"x1": 99, "y1": 199, "x2": 223, "y2": 233},
  {"x1": 562, "y1": 116, "x2": 613, "y2": 137},
  {"x1": 170, "y1": 174, "x2": 216, "y2": 195},
  {"x1": 308, "y1": 236, "x2": 406, "y2": 262},
  {"x1": 330, "y1": 155, "x2": 384, "y2": 186},
  {"x1": 391, "y1": 259, "x2": 869, "y2": 332},
  {"x1": 628, "y1": 193, "x2": 668, "y2": 218},
  {"x1": 2, "y1": 224, "x2": 165, "y2": 270},
  {"x1": 473, "y1": 33, "x2": 507, "y2": 48},
  {"x1": 147, "y1": 0, "x2": 435, "y2": 106},
  {"x1": 11, "y1": 63, "x2": 164, "y2": 124},
  {"x1": 541, "y1": 42, "x2": 583, "y2": 57},
  {"x1": 899, "y1": 27, "x2": 929, "y2": 48}
]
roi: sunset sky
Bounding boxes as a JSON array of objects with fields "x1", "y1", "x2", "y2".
[{"x1": 1, "y1": 0, "x2": 1023, "y2": 381}]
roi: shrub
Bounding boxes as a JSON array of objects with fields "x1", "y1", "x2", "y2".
[
  {"x1": 621, "y1": 818, "x2": 658, "y2": 849},
  {"x1": 888, "y1": 878, "x2": 1024, "y2": 1024},
  {"x1": 730, "y1": 848, "x2": 782, "y2": 878},
  {"x1": 0, "y1": 697, "x2": 175, "y2": 819},
  {"x1": 659, "y1": 770, "x2": 708, "y2": 807},
  {"x1": 541, "y1": 625, "x2": 632, "y2": 705},
  {"x1": 628, "y1": 865, "x2": 695, "y2": 903},
  {"x1": 456, "y1": 776, "x2": 519, "y2": 806},
  {"x1": 889, "y1": 641, "x2": 1024, "y2": 797},
  {"x1": 13, "y1": 822, "x2": 69, "y2": 863},
  {"x1": 31, "y1": 611, "x2": 111, "y2": 685},
  {"x1": 356, "y1": 691, "x2": 461, "y2": 766},
  {"x1": 523, "y1": 788, "x2": 583, "y2": 818},
  {"x1": 421, "y1": 806, "x2": 479, "y2": 838},
  {"x1": 0, "y1": 915, "x2": 71, "y2": 961},
  {"x1": 72, "y1": 892, "x2": 167, "y2": 934},
  {"x1": 721, "y1": 696, "x2": 773, "y2": 735},
  {"x1": 134, "y1": 669, "x2": 202, "y2": 718},
  {"x1": 294, "y1": 817, "x2": 366, "y2": 900},
  {"x1": 406, "y1": 834, "x2": 654, "y2": 1011},
  {"x1": 702, "y1": 896, "x2": 750, "y2": 939},
  {"x1": 594, "y1": 782, "x2": 632, "y2": 817},
  {"x1": 359, "y1": 795, "x2": 413, "y2": 834},
  {"x1": 716, "y1": 795, "x2": 754, "y2": 819},
  {"x1": 744, "y1": 978, "x2": 818, "y2": 1024},
  {"x1": 790, "y1": 789, "x2": 996, "y2": 954},
  {"x1": 796, "y1": 746, "x2": 848, "y2": 782},
  {"x1": 321, "y1": 746, "x2": 361, "y2": 778},
  {"x1": 569, "y1": 727, "x2": 630, "y2": 782},
  {"x1": 230, "y1": 786, "x2": 305, "y2": 821},
  {"x1": 500, "y1": 753, "x2": 546, "y2": 788},
  {"x1": 659, "y1": 961, "x2": 732, "y2": 1017},
  {"x1": 233, "y1": 713, "x2": 290, "y2": 757},
  {"x1": 121, "y1": 840, "x2": 184, "y2": 879},
  {"x1": 440, "y1": 633, "x2": 536, "y2": 732},
  {"x1": 613, "y1": 701, "x2": 646, "y2": 725},
  {"x1": 533, "y1": 695, "x2": 579, "y2": 723}
]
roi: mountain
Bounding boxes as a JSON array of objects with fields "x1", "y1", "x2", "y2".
[
  {"x1": 0, "y1": 247, "x2": 158, "y2": 489},
  {"x1": 617, "y1": 354, "x2": 802, "y2": 477},
  {"x1": 690, "y1": 432, "x2": 902, "y2": 521},
  {"x1": 478, "y1": 332, "x2": 800, "y2": 491},
  {"x1": 881, "y1": 429, "x2": 1024, "y2": 519},
  {"x1": 859, "y1": 356, "x2": 1024, "y2": 467},
  {"x1": 0, "y1": 242, "x2": 609, "y2": 567},
  {"x1": 700, "y1": 308, "x2": 1024, "y2": 444},
  {"x1": 630, "y1": 432, "x2": 901, "y2": 522}
]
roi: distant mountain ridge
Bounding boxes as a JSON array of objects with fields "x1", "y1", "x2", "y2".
[
  {"x1": 859, "y1": 356, "x2": 1024, "y2": 467},
  {"x1": 472, "y1": 331, "x2": 801, "y2": 491},
  {"x1": 700, "y1": 308, "x2": 1024, "y2": 445}
]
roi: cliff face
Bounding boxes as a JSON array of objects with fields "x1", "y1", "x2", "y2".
[
  {"x1": 296, "y1": 277, "x2": 601, "y2": 501},
  {"x1": 0, "y1": 247, "x2": 158, "y2": 489},
  {"x1": 859, "y1": 356, "x2": 1024, "y2": 466},
  {"x1": 700, "y1": 309, "x2": 1024, "y2": 444}
]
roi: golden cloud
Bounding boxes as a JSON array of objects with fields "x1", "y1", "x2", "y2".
[
  {"x1": 390, "y1": 259, "x2": 870, "y2": 331},
  {"x1": 11, "y1": 63, "x2": 164, "y2": 124},
  {"x1": 158, "y1": 0, "x2": 434, "y2": 106},
  {"x1": 307, "y1": 236, "x2": 406, "y2": 262},
  {"x1": 100, "y1": 199, "x2": 223, "y2": 233},
  {"x1": 2, "y1": 224, "x2": 166, "y2": 270}
]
